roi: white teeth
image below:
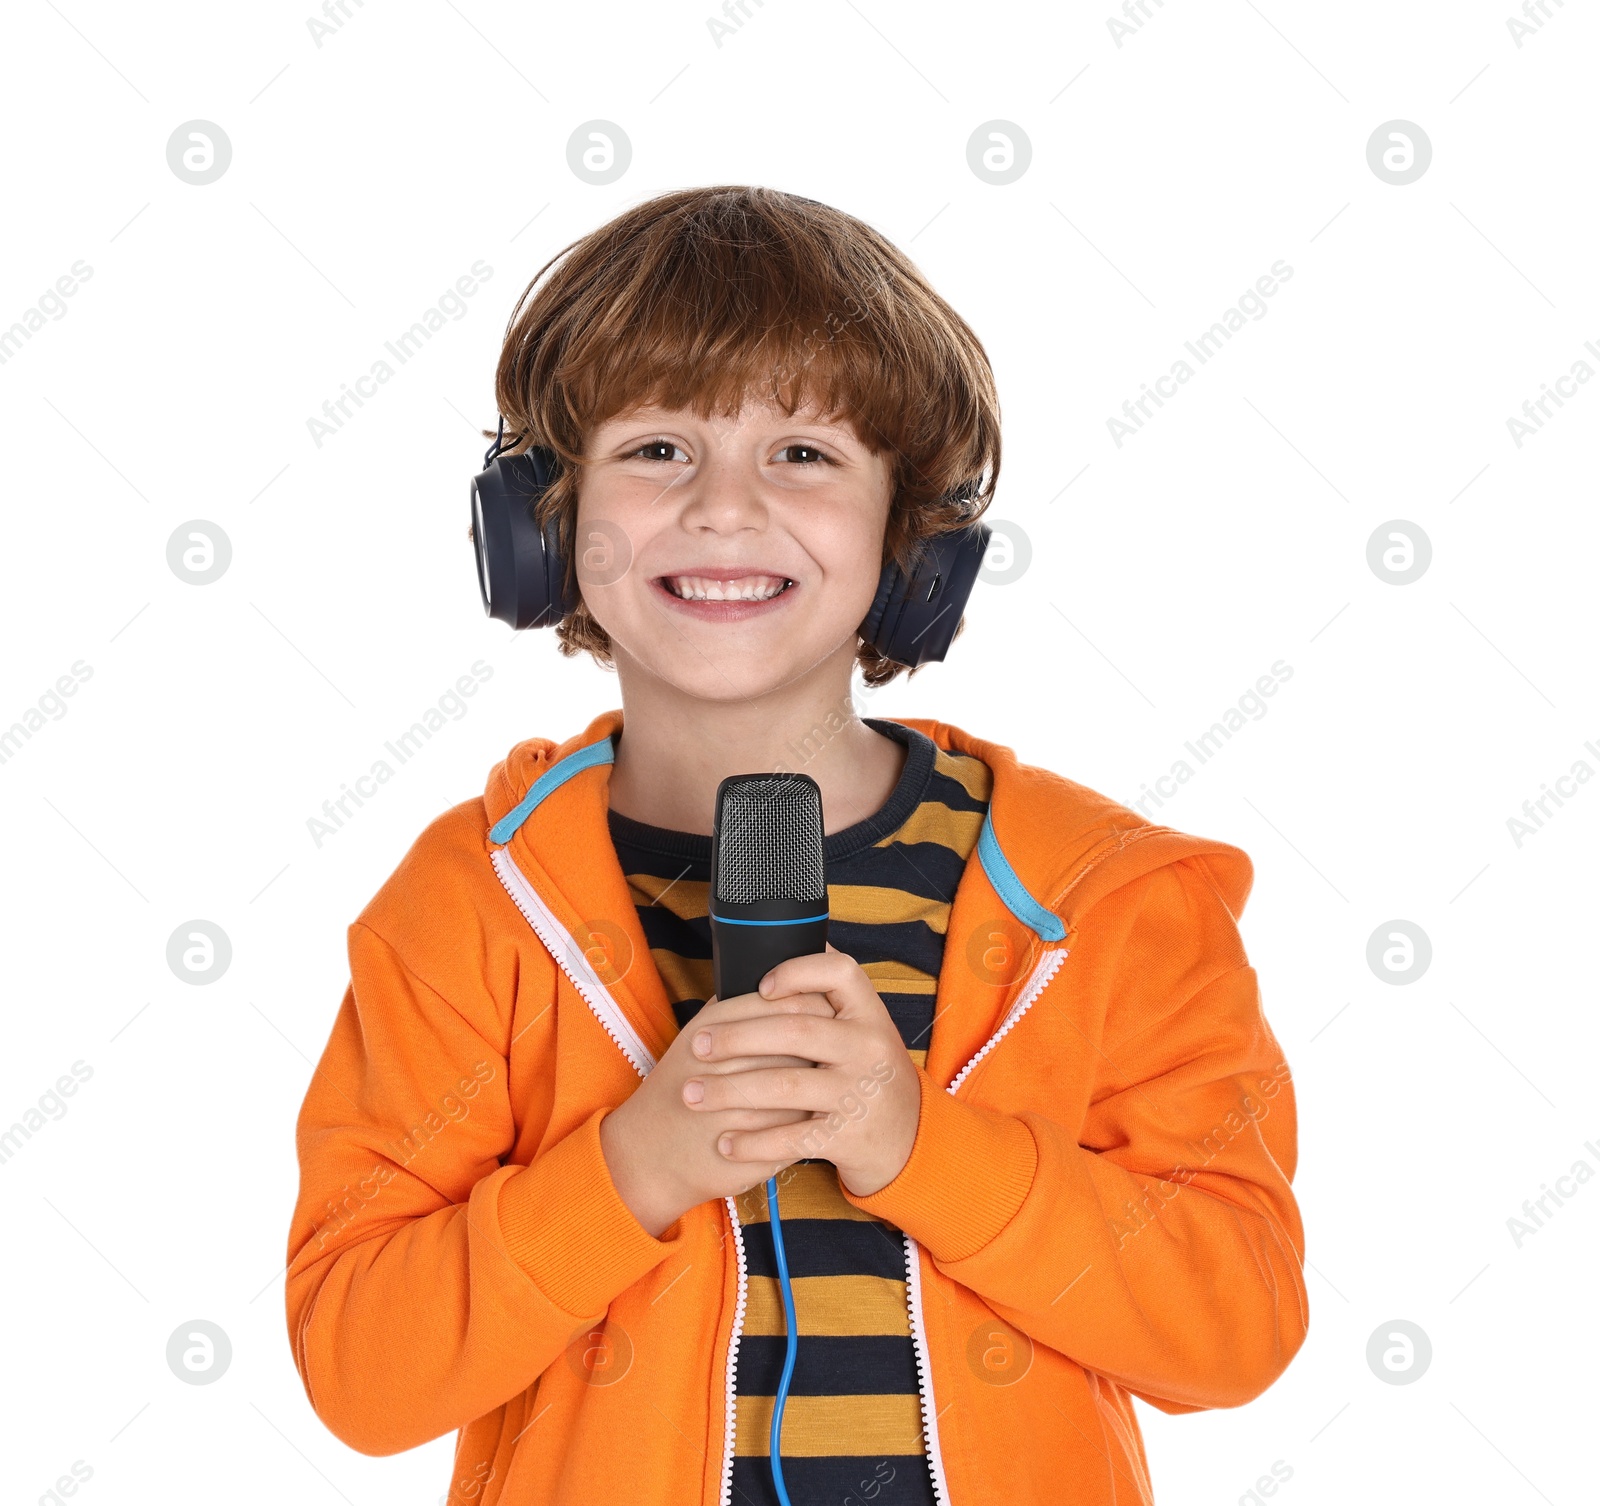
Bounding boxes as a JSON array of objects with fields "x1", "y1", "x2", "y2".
[{"x1": 666, "y1": 574, "x2": 790, "y2": 602}]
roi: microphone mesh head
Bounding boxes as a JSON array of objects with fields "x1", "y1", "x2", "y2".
[{"x1": 714, "y1": 774, "x2": 826, "y2": 904}]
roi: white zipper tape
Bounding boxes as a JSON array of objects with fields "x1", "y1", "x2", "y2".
[
  {"x1": 903, "y1": 941, "x2": 1070, "y2": 1501},
  {"x1": 490, "y1": 845, "x2": 657, "y2": 1076},
  {"x1": 903, "y1": 1231, "x2": 952, "y2": 1506},
  {"x1": 492, "y1": 842, "x2": 760, "y2": 1505},
  {"x1": 717, "y1": 1196, "x2": 750, "y2": 1506},
  {"x1": 947, "y1": 947, "x2": 1068, "y2": 1095}
]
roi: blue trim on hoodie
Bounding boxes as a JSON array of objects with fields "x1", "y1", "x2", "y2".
[
  {"x1": 491, "y1": 733, "x2": 1066, "y2": 944},
  {"x1": 978, "y1": 808, "x2": 1067, "y2": 943},
  {"x1": 488, "y1": 735, "x2": 616, "y2": 846}
]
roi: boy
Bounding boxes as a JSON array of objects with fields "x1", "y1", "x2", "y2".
[{"x1": 285, "y1": 186, "x2": 1307, "y2": 1506}]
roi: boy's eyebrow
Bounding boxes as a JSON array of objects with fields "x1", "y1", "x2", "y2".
[{"x1": 597, "y1": 413, "x2": 870, "y2": 455}]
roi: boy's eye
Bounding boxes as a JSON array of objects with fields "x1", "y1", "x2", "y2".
[
  {"x1": 775, "y1": 444, "x2": 833, "y2": 465},
  {"x1": 626, "y1": 440, "x2": 834, "y2": 465},
  {"x1": 628, "y1": 439, "x2": 689, "y2": 463}
]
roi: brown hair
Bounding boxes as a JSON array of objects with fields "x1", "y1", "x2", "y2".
[{"x1": 489, "y1": 185, "x2": 1001, "y2": 687}]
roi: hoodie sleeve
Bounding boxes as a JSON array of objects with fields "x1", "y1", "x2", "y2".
[
  {"x1": 840, "y1": 854, "x2": 1308, "y2": 1411},
  {"x1": 284, "y1": 920, "x2": 681, "y2": 1456}
]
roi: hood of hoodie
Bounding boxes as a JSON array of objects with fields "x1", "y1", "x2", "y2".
[{"x1": 478, "y1": 706, "x2": 1253, "y2": 1086}]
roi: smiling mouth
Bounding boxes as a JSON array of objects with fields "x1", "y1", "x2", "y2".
[{"x1": 658, "y1": 574, "x2": 795, "y2": 602}]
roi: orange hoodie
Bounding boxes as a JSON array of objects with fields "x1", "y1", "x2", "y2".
[{"x1": 285, "y1": 707, "x2": 1308, "y2": 1505}]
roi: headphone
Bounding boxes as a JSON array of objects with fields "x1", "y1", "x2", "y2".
[{"x1": 469, "y1": 418, "x2": 992, "y2": 669}]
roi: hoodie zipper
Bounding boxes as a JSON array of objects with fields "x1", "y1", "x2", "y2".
[
  {"x1": 491, "y1": 840, "x2": 1069, "y2": 1506},
  {"x1": 490, "y1": 845, "x2": 657, "y2": 1075},
  {"x1": 491, "y1": 843, "x2": 755, "y2": 1505},
  {"x1": 900, "y1": 940, "x2": 1070, "y2": 1506},
  {"x1": 717, "y1": 1197, "x2": 750, "y2": 1506},
  {"x1": 947, "y1": 945, "x2": 1068, "y2": 1095}
]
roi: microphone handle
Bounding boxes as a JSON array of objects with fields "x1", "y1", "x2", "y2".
[{"x1": 709, "y1": 907, "x2": 829, "y2": 1003}]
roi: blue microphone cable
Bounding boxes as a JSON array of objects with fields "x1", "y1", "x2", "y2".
[{"x1": 766, "y1": 1171, "x2": 798, "y2": 1506}]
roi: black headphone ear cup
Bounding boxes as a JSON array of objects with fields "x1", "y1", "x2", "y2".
[
  {"x1": 541, "y1": 506, "x2": 581, "y2": 621},
  {"x1": 469, "y1": 446, "x2": 570, "y2": 630},
  {"x1": 858, "y1": 555, "x2": 900, "y2": 657},
  {"x1": 858, "y1": 522, "x2": 992, "y2": 669}
]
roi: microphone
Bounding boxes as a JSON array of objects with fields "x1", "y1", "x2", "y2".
[
  {"x1": 708, "y1": 773, "x2": 830, "y2": 1001},
  {"x1": 706, "y1": 771, "x2": 829, "y2": 1506}
]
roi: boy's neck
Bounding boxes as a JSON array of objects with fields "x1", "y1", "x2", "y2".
[{"x1": 605, "y1": 663, "x2": 907, "y2": 839}]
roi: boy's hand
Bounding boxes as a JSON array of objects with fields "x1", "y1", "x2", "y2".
[
  {"x1": 598, "y1": 991, "x2": 835, "y2": 1237},
  {"x1": 681, "y1": 942, "x2": 921, "y2": 1198}
]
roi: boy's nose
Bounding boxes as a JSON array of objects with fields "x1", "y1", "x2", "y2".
[{"x1": 676, "y1": 457, "x2": 770, "y2": 529}]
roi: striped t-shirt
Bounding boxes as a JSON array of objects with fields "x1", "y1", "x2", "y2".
[{"x1": 605, "y1": 717, "x2": 994, "y2": 1506}]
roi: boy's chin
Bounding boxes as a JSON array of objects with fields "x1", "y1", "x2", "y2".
[{"x1": 622, "y1": 646, "x2": 844, "y2": 705}]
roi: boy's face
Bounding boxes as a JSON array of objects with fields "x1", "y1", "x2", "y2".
[{"x1": 575, "y1": 398, "x2": 894, "y2": 703}]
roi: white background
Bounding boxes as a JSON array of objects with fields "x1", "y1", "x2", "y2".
[{"x1": 1, "y1": 1, "x2": 1595, "y2": 1502}]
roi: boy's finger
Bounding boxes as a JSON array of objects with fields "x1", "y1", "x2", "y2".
[
  {"x1": 693, "y1": 1013, "x2": 848, "y2": 1066},
  {"x1": 714, "y1": 1106, "x2": 816, "y2": 1132},
  {"x1": 757, "y1": 950, "x2": 863, "y2": 1004},
  {"x1": 717, "y1": 1125, "x2": 817, "y2": 1164},
  {"x1": 697, "y1": 1052, "x2": 817, "y2": 1077},
  {"x1": 687, "y1": 1065, "x2": 835, "y2": 1115},
  {"x1": 694, "y1": 991, "x2": 834, "y2": 1024}
]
